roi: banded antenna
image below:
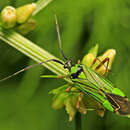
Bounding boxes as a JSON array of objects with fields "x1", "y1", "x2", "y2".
[
  {"x1": 54, "y1": 14, "x2": 68, "y2": 61},
  {"x1": 0, "y1": 59, "x2": 64, "y2": 82}
]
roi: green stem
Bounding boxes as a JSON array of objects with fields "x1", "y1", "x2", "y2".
[
  {"x1": 33, "y1": 0, "x2": 54, "y2": 16},
  {"x1": 0, "y1": 27, "x2": 72, "y2": 83},
  {"x1": 75, "y1": 112, "x2": 82, "y2": 130}
]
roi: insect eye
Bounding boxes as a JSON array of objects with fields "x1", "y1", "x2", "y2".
[{"x1": 63, "y1": 64, "x2": 67, "y2": 68}]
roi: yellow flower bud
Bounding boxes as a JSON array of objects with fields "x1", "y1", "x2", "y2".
[
  {"x1": 1, "y1": 6, "x2": 16, "y2": 29},
  {"x1": 16, "y1": 3, "x2": 36, "y2": 24},
  {"x1": 82, "y1": 44, "x2": 98, "y2": 67},
  {"x1": 95, "y1": 49, "x2": 116, "y2": 75},
  {"x1": 82, "y1": 53, "x2": 96, "y2": 67},
  {"x1": 82, "y1": 44, "x2": 116, "y2": 76},
  {"x1": 99, "y1": 49, "x2": 116, "y2": 67}
]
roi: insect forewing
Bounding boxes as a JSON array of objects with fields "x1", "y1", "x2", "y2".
[{"x1": 82, "y1": 66, "x2": 114, "y2": 93}]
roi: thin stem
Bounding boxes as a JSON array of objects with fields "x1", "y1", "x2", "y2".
[
  {"x1": 75, "y1": 112, "x2": 82, "y2": 130},
  {"x1": 32, "y1": 0, "x2": 54, "y2": 16}
]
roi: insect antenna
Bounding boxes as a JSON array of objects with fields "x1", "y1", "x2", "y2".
[
  {"x1": 0, "y1": 15, "x2": 69, "y2": 82},
  {"x1": 54, "y1": 14, "x2": 68, "y2": 61},
  {"x1": 0, "y1": 59, "x2": 64, "y2": 82}
]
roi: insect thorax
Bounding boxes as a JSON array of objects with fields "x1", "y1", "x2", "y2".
[{"x1": 70, "y1": 64, "x2": 84, "y2": 79}]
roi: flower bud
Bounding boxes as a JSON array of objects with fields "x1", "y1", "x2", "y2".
[
  {"x1": 95, "y1": 49, "x2": 116, "y2": 75},
  {"x1": 82, "y1": 44, "x2": 116, "y2": 76},
  {"x1": 88, "y1": 44, "x2": 99, "y2": 57},
  {"x1": 16, "y1": 3, "x2": 36, "y2": 24},
  {"x1": 1, "y1": 6, "x2": 16, "y2": 29},
  {"x1": 82, "y1": 53, "x2": 96, "y2": 67},
  {"x1": 64, "y1": 97, "x2": 77, "y2": 121},
  {"x1": 82, "y1": 44, "x2": 98, "y2": 67},
  {"x1": 16, "y1": 19, "x2": 37, "y2": 35},
  {"x1": 52, "y1": 93, "x2": 65, "y2": 109}
]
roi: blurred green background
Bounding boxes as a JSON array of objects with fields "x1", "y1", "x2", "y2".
[{"x1": 0, "y1": 0, "x2": 130, "y2": 130}]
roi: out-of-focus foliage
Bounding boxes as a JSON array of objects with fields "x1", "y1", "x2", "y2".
[{"x1": 0, "y1": 0, "x2": 130, "y2": 130}]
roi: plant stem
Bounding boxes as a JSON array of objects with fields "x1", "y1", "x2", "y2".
[
  {"x1": 33, "y1": 0, "x2": 54, "y2": 16},
  {"x1": 75, "y1": 112, "x2": 82, "y2": 130},
  {"x1": 0, "y1": 27, "x2": 72, "y2": 83}
]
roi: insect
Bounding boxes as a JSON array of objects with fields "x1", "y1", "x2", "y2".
[{"x1": 0, "y1": 15, "x2": 130, "y2": 117}]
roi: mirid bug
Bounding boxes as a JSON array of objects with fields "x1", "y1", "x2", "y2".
[{"x1": 0, "y1": 14, "x2": 130, "y2": 117}]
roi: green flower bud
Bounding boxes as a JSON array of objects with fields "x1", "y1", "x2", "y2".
[
  {"x1": 1, "y1": 6, "x2": 16, "y2": 29},
  {"x1": 52, "y1": 93, "x2": 66, "y2": 109},
  {"x1": 16, "y1": 3, "x2": 36, "y2": 24},
  {"x1": 88, "y1": 44, "x2": 99, "y2": 57},
  {"x1": 64, "y1": 96, "x2": 77, "y2": 121},
  {"x1": 16, "y1": 19, "x2": 37, "y2": 35}
]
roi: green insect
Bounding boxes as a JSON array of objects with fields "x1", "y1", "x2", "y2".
[
  {"x1": 1, "y1": 15, "x2": 130, "y2": 117},
  {"x1": 70, "y1": 64, "x2": 130, "y2": 116}
]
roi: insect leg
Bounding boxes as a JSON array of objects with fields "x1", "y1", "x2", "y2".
[
  {"x1": 40, "y1": 74, "x2": 70, "y2": 79},
  {"x1": 91, "y1": 57, "x2": 110, "y2": 75},
  {"x1": 76, "y1": 92, "x2": 83, "y2": 109},
  {"x1": 96, "y1": 57, "x2": 110, "y2": 74}
]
